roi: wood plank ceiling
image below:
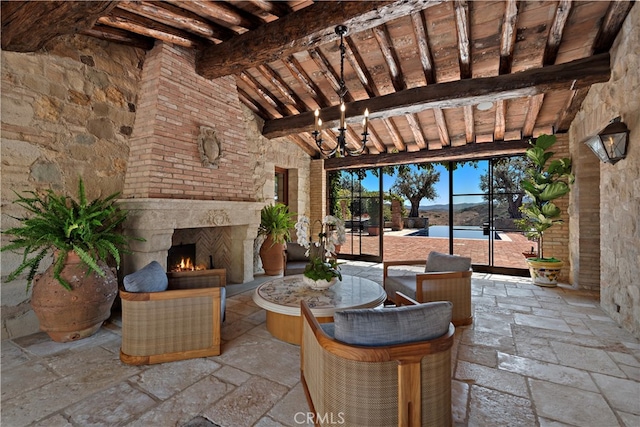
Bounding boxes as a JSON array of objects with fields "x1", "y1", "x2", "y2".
[{"x1": 2, "y1": 0, "x2": 635, "y2": 169}]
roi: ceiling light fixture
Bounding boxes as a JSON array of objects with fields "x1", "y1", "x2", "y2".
[
  {"x1": 476, "y1": 101, "x2": 493, "y2": 111},
  {"x1": 583, "y1": 117, "x2": 630, "y2": 164},
  {"x1": 312, "y1": 25, "x2": 368, "y2": 157}
]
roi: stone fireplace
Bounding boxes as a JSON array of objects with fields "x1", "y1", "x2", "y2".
[{"x1": 119, "y1": 199, "x2": 263, "y2": 284}]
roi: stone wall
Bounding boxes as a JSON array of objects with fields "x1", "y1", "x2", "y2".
[
  {"x1": 0, "y1": 37, "x2": 311, "y2": 339},
  {"x1": 1, "y1": 35, "x2": 145, "y2": 340},
  {"x1": 569, "y1": 4, "x2": 640, "y2": 337}
]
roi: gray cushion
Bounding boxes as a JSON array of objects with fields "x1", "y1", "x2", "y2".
[
  {"x1": 286, "y1": 243, "x2": 309, "y2": 261},
  {"x1": 384, "y1": 274, "x2": 417, "y2": 301},
  {"x1": 333, "y1": 301, "x2": 452, "y2": 346},
  {"x1": 425, "y1": 251, "x2": 472, "y2": 273},
  {"x1": 123, "y1": 261, "x2": 168, "y2": 293}
]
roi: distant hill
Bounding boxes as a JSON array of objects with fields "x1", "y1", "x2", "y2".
[{"x1": 417, "y1": 202, "x2": 484, "y2": 211}]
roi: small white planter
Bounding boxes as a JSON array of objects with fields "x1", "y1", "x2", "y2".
[
  {"x1": 526, "y1": 259, "x2": 564, "y2": 287},
  {"x1": 302, "y1": 275, "x2": 338, "y2": 290}
]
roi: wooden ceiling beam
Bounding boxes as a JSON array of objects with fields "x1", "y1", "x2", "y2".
[
  {"x1": 494, "y1": 99, "x2": 506, "y2": 141},
  {"x1": 119, "y1": 1, "x2": 233, "y2": 42},
  {"x1": 372, "y1": 25, "x2": 406, "y2": 91},
  {"x1": 80, "y1": 24, "x2": 155, "y2": 50},
  {"x1": 367, "y1": 126, "x2": 387, "y2": 154},
  {"x1": 592, "y1": 0, "x2": 635, "y2": 54},
  {"x1": 165, "y1": 0, "x2": 262, "y2": 31},
  {"x1": 454, "y1": 0, "x2": 472, "y2": 79},
  {"x1": 255, "y1": 64, "x2": 307, "y2": 113},
  {"x1": 98, "y1": 8, "x2": 203, "y2": 48},
  {"x1": 556, "y1": 87, "x2": 590, "y2": 132},
  {"x1": 542, "y1": 0, "x2": 573, "y2": 66},
  {"x1": 1, "y1": 1, "x2": 118, "y2": 52},
  {"x1": 432, "y1": 108, "x2": 450, "y2": 147},
  {"x1": 245, "y1": 0, "x2": 292, "y2": 18},
  {"x1": 196, "y1": 0, "x2": 445, "y2": 79},
  {"x1": 522, "y1": 94, "x2": 545, "y2": 137},
  {"x1": 282, "y1": 56, "x2": 328, "y2": 108},
  {"x1": 406, "y1": 114, "x2": 428, "y2": 149},
  {"x1": 262, "y1": 52, "x2": 611, "y2": 138},
  {"x1": 309, "y1": 48, "x2": 355, "y2": 103},
  {"x1": 382, "y1": 118, "x2": 406, "y2": 151},
  {"x1": 344, "y1": 36, "x2": 380, "y2": 98},
  {"x1": 499, "y1": 0, "x2": 520, "y2": 75},
  {"x1": 324, "y1": 140, "x2": 531, "y2": 171},
  {"x1": 411, "y1": 10, "x2": 436, "y2": 85},
  {"x1": 238, "y1": 72, "x2": 288, "y2": 117},
  {"x1": 237, "y1": 86, "x2": 273, "y2": 120},
  {"x1": 463, "y1": 105, "x2": 475, "y2": 143}
]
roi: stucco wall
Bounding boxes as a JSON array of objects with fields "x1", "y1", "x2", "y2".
[
  {"x1": 569, "y1": 4, "x2": 640, "y2": 337},
  {"x1": 1, "y1": 37, "x2": 310, "y2": 339}
]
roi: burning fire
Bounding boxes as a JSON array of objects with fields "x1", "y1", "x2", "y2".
[{"x1": 171, "y1": 258, "x2": 206, "y2": 272}]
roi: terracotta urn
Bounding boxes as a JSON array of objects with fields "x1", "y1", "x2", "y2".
[
  {"x1": 31, "y1": 251, "x2": 118, "y2": 342},
  {"x1": 259, "y1": 235, "x2": 285, "y2": 275}
]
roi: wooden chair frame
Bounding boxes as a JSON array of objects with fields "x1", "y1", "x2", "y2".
[
  {"x1": 300, "y1": 292, "x2": 454, "y2": 427},
  {"x1": 383, "y1": 260, "x2": 473, "y2": 326}
]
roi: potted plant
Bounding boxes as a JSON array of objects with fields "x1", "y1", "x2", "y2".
[
  {"x1": 516, "y1": 134, "x2": 574, "y2": 287},
  {"x1": 258, "y1": 203, "x2": 296, "y2": 275},
  {"x1": 1, "y1": 178, "x2": 135, "y2": 342},
  {"x1": 295, "y1": 215, "x2": 346, "y2": 289}
]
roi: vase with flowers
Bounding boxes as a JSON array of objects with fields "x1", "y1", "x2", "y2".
[{"x1": 295, "y1": 215, "x2": 346, "y2": 290}]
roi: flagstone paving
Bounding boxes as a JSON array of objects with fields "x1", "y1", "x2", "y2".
[{"x1": 2, "y1": 262, "x2": 639, "y2": 426}]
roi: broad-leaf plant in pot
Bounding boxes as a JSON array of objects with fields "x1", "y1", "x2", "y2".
[
  {"x1": 258, "y1": 203, "x2": 296, "y2": 276},
  {"x1": 516, "y1": 134, "x2": 574, "y2": 287},
  {"x1": 1, "y1": 178, "x2": 136, "y2": 342}
]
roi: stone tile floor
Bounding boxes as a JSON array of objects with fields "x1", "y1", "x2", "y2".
[{"x1": 2, "y1": 261, "x2": 639, "y2": 426}]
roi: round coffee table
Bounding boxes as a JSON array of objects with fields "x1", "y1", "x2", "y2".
[{"x1": 253, "y1": 274, "x2": 386, "y2": 345}]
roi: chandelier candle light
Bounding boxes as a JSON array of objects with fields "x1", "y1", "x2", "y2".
[
  {"x1": 312, "y1": 25, "x2": 369, "y2": 157},
  {"x1": 295, "y1": 215, "x2": 347, "y2": 289}
]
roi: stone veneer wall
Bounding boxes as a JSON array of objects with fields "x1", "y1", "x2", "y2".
[
  {"x1": 0, "y1": 38, "x2": 311, "y2": 339},
  {"x1": 1, "y1": 35, "x2": 145, "y2": 339},
  {"x1": 569, "y1": 4, "x2": 639, "y2": 337}
]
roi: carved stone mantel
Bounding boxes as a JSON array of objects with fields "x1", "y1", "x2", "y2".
[{"x1": 118, "y1": 198, "x2": 263, "y2": 284}]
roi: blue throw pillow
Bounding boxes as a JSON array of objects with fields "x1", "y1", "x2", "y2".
[
  {"x1": 123, "y1": 261, "x2": 168, "y2": 293},
  {"x1": 333, "y1": 301, "x2": 452, "y2": 346},
  {"x1": 425, "y1": 251, "x2": 471, "y2": 272}
]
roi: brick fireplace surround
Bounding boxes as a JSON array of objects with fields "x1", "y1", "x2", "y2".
[{"x1": 118, "y1": 42, "x2": 265, "y2": 284}]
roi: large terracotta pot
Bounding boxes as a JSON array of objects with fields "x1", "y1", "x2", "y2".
[
  {"x1": 31, "y1": 251, "x2": 118, "y2": 342},
  {"x1": 259, "y1": 235, "x2": 285, "y2": 276}
]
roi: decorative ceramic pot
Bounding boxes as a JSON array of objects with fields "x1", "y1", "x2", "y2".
[
  {"x1": 31, "y1": 251, "x2": 118, "y2": 342},
  {"x1": 259, "y1": 235, "x2": 285, "y2": 276},
  {"x1": 302, "y1": 275, "x2": 338, "y2": 290},
  {"x1": 526, "y1": 259, "x2": 564, "y2": 287}
]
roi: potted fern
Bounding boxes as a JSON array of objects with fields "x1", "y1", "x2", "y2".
[
  {"x1": 516, "y1": 134, "x2": 574, "y2": 287},
  {"x1": 1, "y1": 178, "x2": 135, "y2": 342},
  {"x1": 258, "y1": 203, "x2": 296, "y2": 275}
]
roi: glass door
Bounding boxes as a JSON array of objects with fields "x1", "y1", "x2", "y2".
[{"x1": 328, "y1": 168, "x2": 382, "y2": 262}]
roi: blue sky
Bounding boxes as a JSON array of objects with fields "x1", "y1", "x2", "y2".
[{"x1": 361, "y1": 161, "x2": 489, "y2": 206}]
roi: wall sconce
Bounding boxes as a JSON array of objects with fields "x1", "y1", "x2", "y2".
[{"x1": 584, "y1": 117, "x2": 630, "y2": 164}]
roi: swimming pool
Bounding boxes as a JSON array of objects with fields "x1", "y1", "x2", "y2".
[{"x1": 408, "y1": 225, "x2": 501, "y2": 240}]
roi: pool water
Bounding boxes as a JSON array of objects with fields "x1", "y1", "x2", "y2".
[{"x1": 408, "y1": 225, "x2": 501, "y2": 240}]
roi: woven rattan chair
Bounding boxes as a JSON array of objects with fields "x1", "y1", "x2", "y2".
[
  {"x1": 300, "y1": 293, "x2": 454, "y2": 427},
  {"x1": 383, "y1": 255, "x2": 473, "y2": 326},
  {"x1": 120, "y1": 269, "x2": 226, "y2": 365}
]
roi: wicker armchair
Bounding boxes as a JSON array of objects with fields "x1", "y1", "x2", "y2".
[
  {"x1": 300, "y1": 293, "x2": 454, "y2": 427},
  {"x1": 383, "y1": 252, "x2": 473, "y2": 326},
  {"x1": 120, "y1": 269, "x2": 226, "y2": 365}
]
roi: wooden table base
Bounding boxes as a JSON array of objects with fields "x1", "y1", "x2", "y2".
[{"x1": 265, "y1": 311, "x2": 333, "y2": 345}]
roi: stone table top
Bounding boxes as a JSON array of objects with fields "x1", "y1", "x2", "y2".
[{"x1": 252, "y1": 274, "x2": 386, "y2": 317}]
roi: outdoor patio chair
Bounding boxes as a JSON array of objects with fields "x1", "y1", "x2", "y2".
[
  {"x1": 119, "y1": 262, "x2": 226, "y2": 365},
  {"x1": 301, "y1": 292, "x2": 454, "y2": 427},
  {"x1": 383, "y1": 251, "x2": 473, "y2": 326}
]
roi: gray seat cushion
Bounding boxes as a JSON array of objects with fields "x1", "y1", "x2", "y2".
[
  {"x1": 333, "y1": 301, "x2": 452, "y2": 346},
  {"x1": 384, "y1": 273, "x2": 417, "y2": 301},
  {"x1": 123, "y1": 261, "x2": 168, "y2": 293},
  {"x1": 425, "y1": 251, "x2": 472, "y2": 272}
]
